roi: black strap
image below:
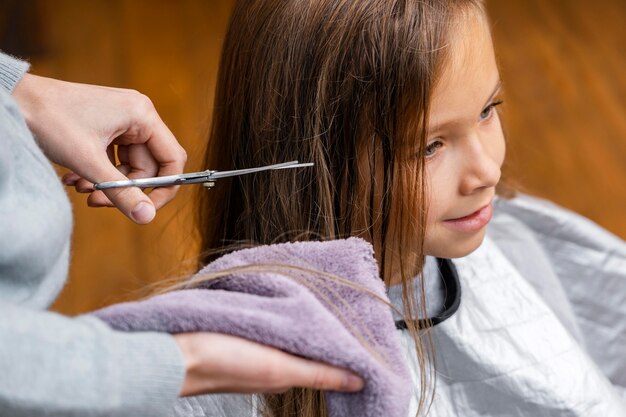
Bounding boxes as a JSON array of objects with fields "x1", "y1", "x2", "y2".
[{"x1": 394, "y1": 258, "x2": 461, "y2": 330}]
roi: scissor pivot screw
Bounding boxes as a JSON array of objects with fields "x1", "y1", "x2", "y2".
[{"x1": 202, "y1": 181, "x2": 216, "y2": 189}]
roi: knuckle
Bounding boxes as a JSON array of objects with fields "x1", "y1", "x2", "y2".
[
  {"x1": 106, "y1": 186, "x2": 134, "y2": 205},
  {"x1": 262, "y1": 355, "x2": 286, "y2": 387},
  {"x1": 76, "y1": 181, "x2": 94, "y2": 193},
  {"x1": 130, "y1": 90, "x2": 151, "y2": 106},
  {"x1": 129, "y1": 91, "x2": 156, "y2": 119},
  {"x1": 178, "y1": 147, "x2": 188, "y2": 163},
  {"x1": 310, "y1": 368, "x2": 332, "y2": 390}
]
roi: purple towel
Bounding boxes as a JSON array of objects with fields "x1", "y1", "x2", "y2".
[{"x1": 92, "y1": 238, "x2": 411, "y2": 417}]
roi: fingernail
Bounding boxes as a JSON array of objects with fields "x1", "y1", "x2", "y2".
[
  {"x1": 131, "y1": 201, "x2": 156, "y2": 224},
  {"x1": 343, "y1": 374, "x2": 364, "y2": 391}
]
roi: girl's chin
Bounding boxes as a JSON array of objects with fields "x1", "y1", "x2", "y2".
[{"x1": 424, "y1": 227, "x2": 488, "y2": 259}]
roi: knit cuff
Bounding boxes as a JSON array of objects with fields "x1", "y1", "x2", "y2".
[
  {"x1": 106, "y1": 326, "x2": 186, "y2": 416},
  {"x1": 0, "y1": 52, "x2": 30, "y2": 93},
  {"x1": 79, "y1": 316, "x2": 186, "y2": 416}
]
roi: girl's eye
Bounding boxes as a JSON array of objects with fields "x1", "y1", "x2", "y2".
[
  {"x1": 480, "y1": 100, "x2": 503, "y2": 121},
  {"x1": 425, "y1": 140, "x2": 443, "y2": 158}
]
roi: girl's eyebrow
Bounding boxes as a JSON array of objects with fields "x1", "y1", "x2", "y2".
[
  {"x1": 483, "y1": 80, "x2": 503, "y2": 108},
  {"x1": 428, "y1": 80, "x2": 503, "y2": 135}
]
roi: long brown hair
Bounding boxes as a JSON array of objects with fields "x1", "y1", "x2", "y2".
[{"x1": 197, "y1": 1, "x2": 485, "y2": 416}]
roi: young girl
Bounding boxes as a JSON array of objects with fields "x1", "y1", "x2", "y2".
[{"x1": 182, "y1": 0, "x2": 626, "y2": 415}]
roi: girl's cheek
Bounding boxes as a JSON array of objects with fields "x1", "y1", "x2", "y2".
[
  {"x1": 475, "y1": 115, "x2": 506, "y2": 171},
  {"x1": 424, "y1": 164, "x2": 447, "y2": 225},
  {"x1": 489, "y1": 114, "x2": 507, "y2": 165}
]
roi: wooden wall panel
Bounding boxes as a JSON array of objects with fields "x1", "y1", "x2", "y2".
[
  {"x1": 21, "y1": 0, "x2": 236, "y2": 314},
  {"x1": 486, "y1": 0, "x2": 626, "y2": 237},
  {"x1": 1, "y1": 0, "x2": 623, "y2": 315}
]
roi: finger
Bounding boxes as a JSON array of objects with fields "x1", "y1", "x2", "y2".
[
  {"x1": 87, "y1": 190, "x2": 115, "y2": 207},
  {"x1": 126, "y1": 144, "x2": 159, "y2": 179},
  {"x1": 145, "y1": 184, "x2": 181, "y2": 211},
  {"x1": 75, "y1": 177, "x2": 95, "y2": 193},
  {"x1": 106, "y1": 145, "x2": 116, "y2": 165},
  {"x1": 176, "y1": 333, "x2": 364, "y2": 395},
  {"x1": 226, "y1": 340, "x2": 363, "y2": 393},
  {"x1": 117, "y1": 144, "x2": 129, "y2": 165},
  {"x1": 121, "y1": 142, "x2": 177, "y2": 211},
  {"x1": 88, "y1": 147, "x2": 156, "y2": 207},
  {"x1": 137, "y1": 113, "x2": 187, "y2": 177},
  {"x1": 277, "y1": 353, "x2": 364, "y2": 392},
  {"x1": 86, "y1": 164, "x2": 131, "y2": 207},
  {"x1": 75, "y1": 161, "x2": 127, "y2": 196},
  {"x1": 124, "y1": 114, "x2": 187, "y2": 209},
  {"x1": 62, "y1": 171, "x2": 81, "y2": 186},
  {"x1": 90, "y1": 161, "x2": 156, "y2": 224}
]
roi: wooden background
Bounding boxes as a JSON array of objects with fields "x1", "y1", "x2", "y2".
[{"x1": 1, "y1": 0, "x2": 624, "y2": 315}]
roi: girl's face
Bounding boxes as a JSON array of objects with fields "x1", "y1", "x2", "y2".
[{"x1": 423, "y1": 13, "x2": 505, "y2": 258}]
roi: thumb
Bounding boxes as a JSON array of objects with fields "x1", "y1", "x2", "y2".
[{"x1": 94, "y1": 163, "x2": 156, "y2": 224}]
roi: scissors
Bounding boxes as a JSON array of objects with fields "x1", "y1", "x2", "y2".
[{"x1": 94, "y1": 160, "x2": 314, "y2": 190}]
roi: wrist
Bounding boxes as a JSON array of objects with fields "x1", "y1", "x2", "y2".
[
  {"x1": 174, "y1": 333, "x2": 206, "y2": 396},
  {"x1": 12, "y1": 73, "x2": 42, "y2": 127}
]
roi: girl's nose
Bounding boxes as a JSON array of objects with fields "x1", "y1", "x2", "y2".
[{"x1": 459, "y1": 133, "x2": 502, "y2": 195}]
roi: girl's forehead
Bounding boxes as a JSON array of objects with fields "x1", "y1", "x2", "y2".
[
  {"x1": 428, "y1": 12, "x2": 499, "y2": 129},
  {"x1": 443, "y1": 7, "x2": 493, "y2": 80}
]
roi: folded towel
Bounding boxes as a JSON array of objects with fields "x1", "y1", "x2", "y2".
[{"x1": 92, "y1": 237, "x2": 411, "y2": 417}]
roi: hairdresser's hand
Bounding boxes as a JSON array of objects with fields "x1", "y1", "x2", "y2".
[
  {"x1": 12, "y1": 73, "x2": 187, "y2": 224},
  {"x1": 174, "y1": 333, "x2": 364, "y2": 396}
]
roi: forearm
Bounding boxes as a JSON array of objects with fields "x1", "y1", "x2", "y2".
[
  {"x1": 0, "y1": 301, "x2": 185, "y2": 417},
  {"x1": 0, "y1": 52, "x2": 29, "y2": 92}
]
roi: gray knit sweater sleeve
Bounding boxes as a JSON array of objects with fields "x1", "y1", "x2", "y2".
[
  {"x1": 0, "y1": 52, "x2": 30, "y2": 92},
  {"x1": 0, "y1": 53, "x2": 185, "y2": 416}
]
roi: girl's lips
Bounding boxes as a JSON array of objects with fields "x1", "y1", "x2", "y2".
[{"x1": 443, "y1": 203, "x2": 493, "y2": 233}]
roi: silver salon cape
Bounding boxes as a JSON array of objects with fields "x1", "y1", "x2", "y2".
[
  {"x1": 400, "y1": 194, "x2": 626, "y2": 417},
  {"x1": 172, "y1": 194, "x2": 626, "y2": 417}
]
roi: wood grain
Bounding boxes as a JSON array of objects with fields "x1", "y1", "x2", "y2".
[{"x1": 486, "y1": 0, "x2": 626, "y2": 236}]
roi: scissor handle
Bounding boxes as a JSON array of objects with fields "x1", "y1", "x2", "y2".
[{"x1": 94, "y1": 171, "x2": 213, "y2": 190}]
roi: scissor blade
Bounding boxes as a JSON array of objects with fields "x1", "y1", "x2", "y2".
[{"x1": 208, "y1": 161, "x2": 308, "y2": 180}]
